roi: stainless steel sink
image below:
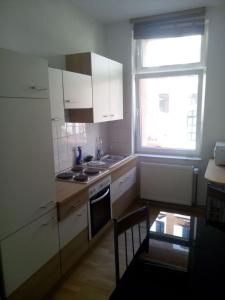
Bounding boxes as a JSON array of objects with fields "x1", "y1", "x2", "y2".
[{"x1": 100, "y1": 154, "x2": 128, "y2": 166}]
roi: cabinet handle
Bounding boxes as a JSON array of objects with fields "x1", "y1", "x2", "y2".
[
  {"x1": 41, "y1": 216, "x2": 57, "y2": 226},
  {"x1": 30, "y1": 86, "x2": 48, "y2": 91},
  {"x1": 51, "y1": 117, "x2": 61, "y2": 121},
  {"x1": 65, "y1": 100, "x2": 72, "y2": 103},
  {"x1": 110, "y1": 114, "x2": 115, "y2": 117},
  {"x1": 77, "y1": 214, "x2": 82, "y2": 217},
  {"x1": 40, "y1": 200, "x2": 54, "y2": 209},
  {"x1": 102, "y1": 115, "x2": 108, "y2": 118}
]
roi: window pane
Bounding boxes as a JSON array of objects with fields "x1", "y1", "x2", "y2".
[
  {"x1": 141, "y1": 35, "x2": 202, "y2": 67},
  {"x1": 139, "y1": 74, "x2": 199, "y2": 150}
]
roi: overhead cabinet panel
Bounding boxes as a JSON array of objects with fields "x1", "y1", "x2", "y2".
[
  {"x1": 109, "y1": 59, "x2": 123, "y2": 121},
  {"x1": 91, "y1": 53, "x2": 110, "y2": 122},
  {"x1": 63, "y1": 70, "x2": 92, "y2": 109},
  {"x1": 66, "y1": 52, "x2": 123, "y2": 123},
  {"x1": 48, "y1": 67, "x2": 65, "y2": 121},
  {"x1": 0, "y1": 48, "x2": 48, "y2": 99}
]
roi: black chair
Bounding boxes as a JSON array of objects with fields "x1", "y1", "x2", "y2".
[{"x1": 113, "y1": 206, "x2": 150, "y2": 285}]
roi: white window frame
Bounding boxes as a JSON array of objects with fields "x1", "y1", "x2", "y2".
[{"x1": 134, "y1": 33, "x2": 207, "y2": 157}]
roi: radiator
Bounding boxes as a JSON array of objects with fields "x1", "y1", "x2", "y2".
[{"x1": 140, "y1": 162, "x2": 198, "y2": 206}]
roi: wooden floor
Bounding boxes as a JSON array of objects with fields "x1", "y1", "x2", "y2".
[
  {"x1": 47, "y1": 229, "x2": 115, "y2": 300},
  {"x1": 47, "y1": 200, "x2": 204, "y2": 300}
]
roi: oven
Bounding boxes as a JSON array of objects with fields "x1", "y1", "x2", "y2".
[{"x1": 88, "y1": 176, "x2": 111, "y2": 239}]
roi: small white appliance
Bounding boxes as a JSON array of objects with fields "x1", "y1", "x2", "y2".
[{"x1": 214, "y1": 142, "x2": 225, "y2": 165}]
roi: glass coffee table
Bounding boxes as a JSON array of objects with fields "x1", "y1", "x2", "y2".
[{"x1": 141, "y1": 211, "x2": 196, "y2": 270}]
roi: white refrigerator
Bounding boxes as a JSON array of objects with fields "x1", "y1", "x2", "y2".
[{"x1": 0, "y1": 48, "x2": 60, "y2": 298}]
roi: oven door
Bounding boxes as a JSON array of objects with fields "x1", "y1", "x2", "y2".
[{"x1": 89, "y1": 185, "x2": 111, "y2": 239}]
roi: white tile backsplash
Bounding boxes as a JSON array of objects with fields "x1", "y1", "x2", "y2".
[
  {"x1": 58, "y1": 136, "x2": 70, "y2": 171},
  {"x1": 52, "y1": 121, "x2": 109, "y2": 174},
  {"x1": 53, "y1": 139, "x2": 60, "y2": 173},
  {"x1": 52, "y1": 122, "x2": 57, "y2": 139},
  {"x1": 56, "y1": 121, "x2": 67, "y2": 138}
]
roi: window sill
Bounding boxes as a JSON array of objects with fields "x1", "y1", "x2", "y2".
[{"x1": 135, "y1": 153, "x2": 202, "y2": 162}]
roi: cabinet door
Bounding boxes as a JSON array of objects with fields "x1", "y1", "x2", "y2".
[
  {"x1": 48, "y1": 68, "x2": 65, "y2": 121},
  {"x1": 0, "y1": 98, "x2": 56, "y2": 240},
  {"x1": 91, "y1": 53, "x2": 110, "y2": 122},
  {"x1": 59, "y1": 204, "x2": 88, "y2": 249},
  {"x1": 109, "y1": 59, "x2": 123, "y2": 121},
  {"x1": 63, "y1": 70, "x2": 92, "y2": 109},
  {"x1": 111, "y1": 167, "x2": 137, "y2": 204},
  {"x1": 0, "y1": 48, "x2": 48, "y2": 99},
  {"x1": 0, "y1": 209, "x2": 59, "y2": 297}
]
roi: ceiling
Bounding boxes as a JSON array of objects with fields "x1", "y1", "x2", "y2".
[{"x1": 72, "y1": 0, "x2": 225, "y2": 23}]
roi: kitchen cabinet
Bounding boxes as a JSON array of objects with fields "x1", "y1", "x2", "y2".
[
  {"x1": 0, "y1": 48, "x2": 48, "y2": 99},
  {"x1": 58, "y1": 203, "x2": 88, "y2": 275},
  {"x1": 59, "y1": 203, "x2": 88, "y2": 249},
  {"x1": 0, "y1": 97, "x2": 56, "y2": 240},
  {"x1": 109, "y1": 59, "x2": 123, "y2": 120},
  {"x1": 91, "y1": 53, "x2": 110, "y2": 122},
  {"x1": 0, "y1": 209, "x2": 59, "y2": 297},
  {"x1": 48, "y1": 67, "x2": 65, "y2": 122},
  {"x1": 66, "y1": 52, "x2": 123, "y2": 123},
  {"x1": 111, "y1": 167, "x2": 137, "y2": 204},
  {"x1": 63, "y1": 70, "x2": 92, "y2": 109},
  {"x1": 110, "y1": 157, "x2": 138, "y2": 218}
]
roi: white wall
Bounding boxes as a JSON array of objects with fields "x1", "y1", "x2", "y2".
[
  {"x1": 106, "y1": 4, "x2": 225, "y2": 205},
  {"x1": 106, "y1": 22, "x2": 133, "y2": 155},
  {"x1": 0, "y1": 0, "x2": 106, "y2": 68},
  {"x1": 198, "y1": 4, "x2": 225, "y2": 203},
  {"x1": 0, "y1": 0, "x2": 109, "y2": 173}
]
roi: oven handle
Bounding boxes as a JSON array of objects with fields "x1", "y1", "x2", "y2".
[{"x1": 90, "y1": 188, "x2": 110, "y2": 205}]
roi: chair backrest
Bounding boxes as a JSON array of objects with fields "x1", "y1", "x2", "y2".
[{"x1": 113, "y1": 206, "x2": 150, "y2": 285}]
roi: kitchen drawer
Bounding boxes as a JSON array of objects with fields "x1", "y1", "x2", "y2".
[
  {"x1": 0, "y1": 209, "x2": 59, "y2": 297},
  {"x1": 58, "y1": 189, "x2": 88, "y2": 221},
  {"x1": 59, "y1": 203, "x2": 88, "y2": 249},
  {"x1": 111, "y1": 167, "x2": 137, "y2": 204},
  {"x1": 0, "y1": 48, "x2": 48, "y2": 99}
]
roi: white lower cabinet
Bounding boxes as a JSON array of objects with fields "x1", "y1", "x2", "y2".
[
  {"x1": 0, "y1": 209, "x2": 59, "y2": 297},
  {"x1": 111, "y1": 167, "x2": 137, "y2": 204},
  {"x1": 59, "y1": 204, "x2": 88, "y2": 249}
]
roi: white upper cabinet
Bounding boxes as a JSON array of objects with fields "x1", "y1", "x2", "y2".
[
  {"x1": 0, "y1": 48, "x2": 48, "y2": 99},
  {"x1": 63, "y1": 70, "x2": 92, "y2": 109},
  {"x1": 91, "y1": 53, "x2": 110, "y2": 122},
  {"x1": 109, "y1": 59, "x2": 123, "y2": 121},
  {"x1": 48, "y1": 67, "x2": 65, "y2": 121},
  {"x1": 66, "y1": 52, "x2": 123, "y2": 123}
]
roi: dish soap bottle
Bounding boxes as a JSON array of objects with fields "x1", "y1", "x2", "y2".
[
  {"x1": 76, "y1": 146, "x2": 82, "y2": 165},
  {"x1": 96, "y1": 137, "x2": 103, "y2": 160}
]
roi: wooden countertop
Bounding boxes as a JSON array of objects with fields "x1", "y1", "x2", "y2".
[
  {"x1": 205, "y1": 158, "x2": 225, "y2": 184},
  {"x1": 56, "y1": 155, "x2": 137, "y2": 206}
]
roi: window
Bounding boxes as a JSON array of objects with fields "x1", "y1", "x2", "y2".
[
  {"x1": 133, "y1": 8, "x2": 206, "y2": 156},
  {"x1": 155, "y1": 220, "x2": 165, "y2": 233}
]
